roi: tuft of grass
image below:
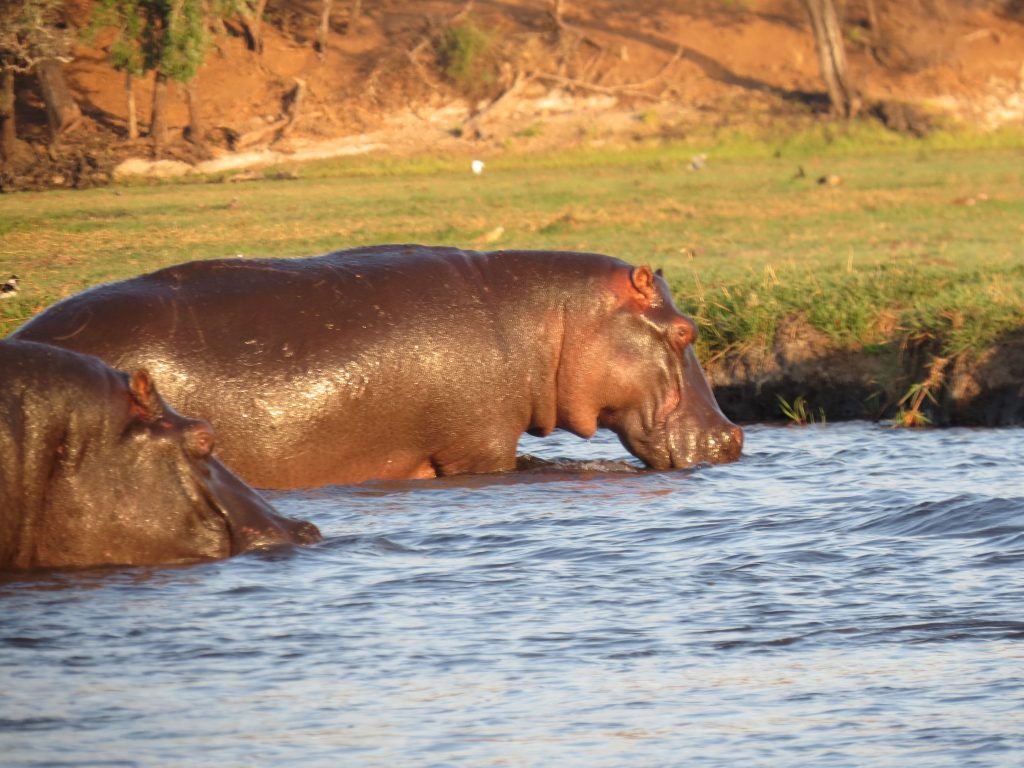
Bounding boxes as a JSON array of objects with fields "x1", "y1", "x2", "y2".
[
  {"x1": 892, "y1": 356, "x2": 950, "y2": 428},
  {"x1": 514, "y1": 122, "x2": 545, "y2": 139},
  {"x1": 777, "y1": 395, "x2": 826, "y2": 426}
]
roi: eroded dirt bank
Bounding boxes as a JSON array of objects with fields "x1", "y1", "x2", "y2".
[
  {"x1": 5, "y1": 0, "x2": 1024, "y2": 190},
  {"x1": 709, "y1": 315, "x2": 1024, "y2": 426}
]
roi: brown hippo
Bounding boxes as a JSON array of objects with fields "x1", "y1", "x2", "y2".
[
  {"x1": 13, "y1": 245, "x2": 742, "y2": 489},
  {"x1": 0, "y1": 340, "x2": 320, "y2": 570}
]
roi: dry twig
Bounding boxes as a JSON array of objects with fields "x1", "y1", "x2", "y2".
[{"x1": 537, "y1": 45, "x2": 682, "y2": 99}]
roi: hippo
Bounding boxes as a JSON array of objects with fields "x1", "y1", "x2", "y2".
[
  {"x1": 13, "y1": 245, "x2": 742, "y2": 489},
  {"x1": 0, "y1": 340, "x2": 320, "y2": 570}
]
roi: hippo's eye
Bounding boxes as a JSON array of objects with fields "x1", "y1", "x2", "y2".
[
  {"x1": 184, "y1": 422, "x2": 215, "y2": 458},
  {"x1": 674, "y1": 322, "x2": 697, "y2": 348}
]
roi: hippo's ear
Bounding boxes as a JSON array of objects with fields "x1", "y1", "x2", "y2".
[
  {"x1": 128, "y1": 369, "x2": 163, "y2": 421},
  {"x1": 655, "y1": 267, "x2": 664, "y2": 278},
  {"x1": 630, "y1": 265, "x2": 660, "y2": 306}
]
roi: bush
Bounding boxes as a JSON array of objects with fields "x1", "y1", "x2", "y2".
[{"x1": 436, "y1": 20, "x2": 500, "y2": 99}]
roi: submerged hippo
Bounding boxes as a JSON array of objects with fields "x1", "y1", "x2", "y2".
[
  {"x1": 14, "y1": 245, "x2": 742, "y2": 489},
  {"x1": 0, "y1": 340, "x2": 320, "y2": 570}
]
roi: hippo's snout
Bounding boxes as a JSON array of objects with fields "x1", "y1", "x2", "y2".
[
  {"x1": 284, "y1": 519, "x2": 323, "y2": 546},
  {"x1": 666, "y1": 420, "x2": 744, "y2": 469},
  {"x1": 716, "y1": 423, "x2": 744, "y2": 463}
]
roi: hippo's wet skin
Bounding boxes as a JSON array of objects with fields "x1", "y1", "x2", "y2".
[
  {"x1": 14, "y1": 245, "x2": 742, "y2": 489},
  {"x1": 0, "y1": 340, "x2": 320, "y2": 570}
]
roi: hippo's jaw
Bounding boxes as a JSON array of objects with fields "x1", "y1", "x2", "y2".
[
  {"x1": 608, "y1": 407, "x2": 743, "y2": 470},
  {"x1": 194, "y1": 459, "x2": 322, "y2": 553}
]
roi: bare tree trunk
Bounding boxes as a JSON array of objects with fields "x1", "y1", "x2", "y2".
[
  {"x1": 317, "y1": 0, "x2": 333, "y2": 54},
  {"x1": 863, "y1": 0, "x2": 884, "y2": 62},
  {"x1": 185, "y1": 77, "x2": 204, "y2": 146},
  {"x1": 239, "y1": 0, "x2": 269, "y2": 53},
  {"x1": 865, "y1": 0, "x2": 880, "y2": 35},
  {"x1": 0, "y1": 69, "x2": 16, "y2": 163},
  {"x1": 551, "y1": 0, "x2": 565, "y2": 30},
  {"x1": 150, "y1": 70, "x2": 170, "y2": 154},
  {"x1": 801, "y1": 0, "x2": 859, "y2": 118},
  {"x1": 347, "y1": 0, "x2": 361, "y2": 36},
  {"x1": 126, "y1": 72, "x2": 139, "y2": 140},
  {"x1": 35, "y1": 59, "x2": 83, "y2": 138}
]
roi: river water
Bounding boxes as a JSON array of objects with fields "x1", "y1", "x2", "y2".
[{"x1": 3, "y1": 422, "x2": 1023, "y2": 766}]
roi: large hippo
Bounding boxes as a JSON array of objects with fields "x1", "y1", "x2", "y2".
[
  {"x1": 13, "y1": 245, "x2": 742, "y2": 489},
  {"x1": 0, "y1": 340, "x2": 320, "y2": 570}
]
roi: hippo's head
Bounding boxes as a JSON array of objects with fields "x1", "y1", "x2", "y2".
[
  {"x1": 1, "y1": 341, "x2": 320, "y2": 569},
  {"x1": 559, "y1": 264, "x2": 742, "y2": 470},
  {"x1": 105, "y1": 369, "x2": 323, "y2": 557}
]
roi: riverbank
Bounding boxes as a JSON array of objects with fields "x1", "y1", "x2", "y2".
[{"x1": 2, "y1": 129, "x2": 1022, "y2": 425}]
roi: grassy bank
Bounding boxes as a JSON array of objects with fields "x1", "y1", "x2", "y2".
[{"x1": 2, "y1": 126, "x2": 1023, "y2": 366}]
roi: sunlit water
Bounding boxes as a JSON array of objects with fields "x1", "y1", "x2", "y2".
[{"x1": 3, "y1": 423, "x2": 1024, "y2": 766}]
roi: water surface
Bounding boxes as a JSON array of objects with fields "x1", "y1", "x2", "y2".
[{"x1": 3, "y1": 423, "x2": 1023, "y2": 766}]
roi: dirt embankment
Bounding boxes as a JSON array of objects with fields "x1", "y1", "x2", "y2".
[
  {"x1": 6, "y1": 0, "x2": 1024, "y2": 188},
  {"x1": 708, "y1": 315, "x2": 1024, "y2": 427}
]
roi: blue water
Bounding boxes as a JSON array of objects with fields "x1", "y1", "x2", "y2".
[{"x1": 3, "y1": 423, "x2": 1024, "y2": 766}]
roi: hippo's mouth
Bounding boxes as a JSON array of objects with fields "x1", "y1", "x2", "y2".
[
  {"x1": 612, "y1": 415, "x2": 743, "y2": 470},
  {"x1": 193, "y1": 460, "x2": 321, "y2": 553},
  {"x1": 666, "y1": 421, "x2": 744, "y2": 468}
]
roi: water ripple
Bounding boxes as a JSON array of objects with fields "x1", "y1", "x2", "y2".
[{"x1": 3, "y1": 424, "x2": 1024, "y2": 766}]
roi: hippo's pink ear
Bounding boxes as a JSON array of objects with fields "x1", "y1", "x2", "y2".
[
  {"x1": 128, "y1": 369, "x2": 163, "y2": 420},
  {"x1": 630, "y1": 266, "x2": 659, "y2": 306}
]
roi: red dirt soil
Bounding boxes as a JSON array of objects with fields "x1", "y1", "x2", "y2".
[{"x1": 6, "y1": 0, "x2": 1024, "y2": 186}]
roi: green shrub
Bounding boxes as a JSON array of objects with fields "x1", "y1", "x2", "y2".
[{"x1": 437, "y1": 20, "x2": 499, "y2": 98}]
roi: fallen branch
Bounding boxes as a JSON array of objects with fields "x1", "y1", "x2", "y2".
[
  {"x1": 536, "y1": 45, "x2": 682, "y2": 99},
  {"x1": 230, "y1": 78, "x2": 307, "y2": 150},
  {"x1": 406, "y1": 40, "x2": 442, "y2": 91},
  {"x1": 535, "y1": 73, "x2": 654, "y2": 100},
  {"x1": 463, "y1": 66, "x2": 532, "y2": 133},
  {"x1": 550, "y1": 0, "x2": 604, "y2": 51},
  {"x1": 403, "y1": 0, "x2": 475, "y2": 93}
]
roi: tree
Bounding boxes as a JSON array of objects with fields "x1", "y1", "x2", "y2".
[
  {"x1": 0, "y1": 0, "x2": 80, "y2": 163},
  {"x1": 801, "y1": 0, "x2": 859, "y2": 118},
  {"x1": 235, "y1": 0, "x2": 268, "y2": 53},
  {"x1": 316, "y1": 0, "x2": 332, "y2": 54},
  {"x1": 36, "y1": 57, "x2": 82, "y2": 135},
  {"x1": 154, "y1": 0, "x2": 208, "y2": 149},
  {"x1": 317, "y1": 0, "x2": 362, "y2": 57},
  {"x1": 91, "y1": 0, "x2": 211, "y2": 152},
  {"x1": 0, "y1": 67, "x2": 15, "y2": 162},
  {"x1": 346, "y1": 0, "x2": 361, "y2": 36},
  {"x1": 91, "y1": 0, "x2": 146, "y2": 139}
]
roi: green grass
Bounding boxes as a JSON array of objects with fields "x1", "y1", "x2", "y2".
[{"x1": 2, "y1": 125, "x2": 1023, "y2": 360}]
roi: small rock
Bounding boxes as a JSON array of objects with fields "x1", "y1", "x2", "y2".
[{"x1": 478, "y1": 225, "x2": 504, "y2": 244}]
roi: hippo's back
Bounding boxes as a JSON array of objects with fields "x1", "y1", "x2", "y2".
[{"x1": 11, "y1": 245, "x2": 635, "y2": 488}]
